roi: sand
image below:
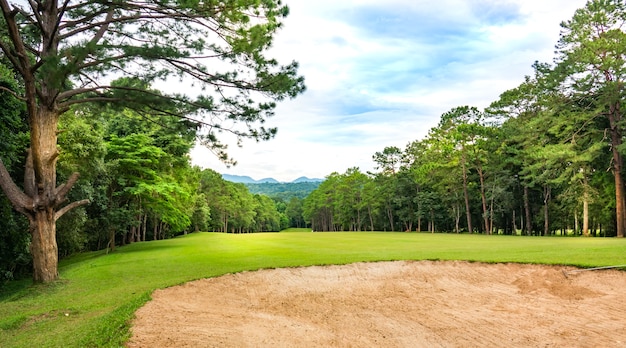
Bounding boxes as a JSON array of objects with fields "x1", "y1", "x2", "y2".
[{"x1": 128, "y1": 260, "x2": 626, "y2": 347}]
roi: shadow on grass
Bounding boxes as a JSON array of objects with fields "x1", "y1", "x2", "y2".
[
  {"x1": 0, "y1": 278, "x2": 31, "y2": 301},
  {"x1": 0, "y1": 278, "x2": 69, "y2": 302},
  {"x1": 60, "y1": 249, "x2": 108, "y2": 269},
  {"x1": 115, "y1": 239, "x2": 185, "y2": 255}
]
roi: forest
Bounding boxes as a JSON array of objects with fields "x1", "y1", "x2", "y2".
[
  {"x1": 0, "y1": 0, "x2": 307, "y2": 283},
  {"x1": 0, "y1": 102, "x2": 312, "y2": 281},
  {"x1": 1, "y1": 0, "x2": 625, "y2": 284}
]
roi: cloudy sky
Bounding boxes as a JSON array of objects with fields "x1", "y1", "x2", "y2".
[{"x1": 190, "y1": 0, "x2": 588, "y2": 182}]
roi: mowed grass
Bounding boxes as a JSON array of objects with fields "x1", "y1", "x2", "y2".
[{"x1": 1, "y1": 231, "x2": 626, "y2": 347}]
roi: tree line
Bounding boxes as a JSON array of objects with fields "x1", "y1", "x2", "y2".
[{"x1": 304, "y1": 0, "x2": 626, "y2": 238}]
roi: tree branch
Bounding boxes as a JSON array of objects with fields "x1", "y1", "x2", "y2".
[
  {"x1": 0, "y1": 85, "x2": 26, "y2": 101},
  {"x1": 55, "y1": 199, "x2": 90, "y2": 221},
  {"x1": 88, "y1": 8, "x2": 114, "y2": 45},
  {"x1": 54, "y1": 171, "x2": 79, "y2": 207},
  {"x1": 0, "y1": 0, "x2": 33, "y2": 72},
  {"x1": 0, "y1": 156, "x2": 34, "y2": 216}
]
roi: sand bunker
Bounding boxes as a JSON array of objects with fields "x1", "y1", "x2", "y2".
[{"x1": 128, "y1": 261, "x2": 626, "y2": 347}]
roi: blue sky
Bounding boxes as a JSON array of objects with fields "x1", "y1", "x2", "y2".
[{"x1": 190, "y1": 0, "x2": 589, "y2": 182}]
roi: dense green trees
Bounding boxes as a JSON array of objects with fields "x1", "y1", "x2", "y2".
[
  {"x1": 0, "y1": 63, "x2": 29, "y2": 281},
  {"x1": 0, "y1": 0, "x2": 304, "y2": 282},
  {"x1": 0, "y1": 101, "x2": 290, "y2": 281},
  {"x1": 552, "y1": 0, "x2": 626, "y2": 236}
]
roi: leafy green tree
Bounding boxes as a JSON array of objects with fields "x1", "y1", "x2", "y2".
[
  {"x1": 0, "y1": 62, "x2": 29, "y2": 281},
  {"x1": 403, "y1": 140, "x2": 446, "y2": 232},
  {"x1": 552, "y1": 0, "x2": 626, "y2": 237},
  {"x1": 332, "y1": 168, "x2": 369, "y2": 231},
  {"x1": 428, "y1": 106, "x2": 488, "y2": 233},
  {"x1": 190, "y1": 192, "x2": 211, "y2": 232},
  {"x1": 0, "y1": 0, "x2": 304, "y2": 282},
  {"x1": 304, "y1": 174, "x2": 339, "y2": 232},
  {"x1": 394, "y1": 167, "x2": 419, "y2": 231},
  {"x1": 361, "y1": 179, "x2": 381, "y2": 231},
  {"x1": 56, "y1": 109, "x2": 107, "y2": 256},
  {"x1": 253, "y1": 194, "x2": 281, "y2": 232},
  {"x1": 489, "y1": 77, "x2": 545, "y2": 235},
  {"x1": 373, "y1": 146, "x2": 402, "y2": 175},
  {"x1": 372, "y1": 148, "x2": 403, "y2": 231},
  {"x1": 285, "y1": 197, "x2": 305, "y2": 228}
]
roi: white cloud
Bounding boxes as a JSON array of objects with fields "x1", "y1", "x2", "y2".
[{"x1": 191, "y1": 0, "x2": 589, "y2": 182}]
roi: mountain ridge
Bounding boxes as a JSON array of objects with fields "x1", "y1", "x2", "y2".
[{"x1": 222, "y1": 174, "x2": 323, "y2": 184}]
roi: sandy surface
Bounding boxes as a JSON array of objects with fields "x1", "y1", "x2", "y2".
[{"x1": 128, "y1": 261, "x2": 626, "y2": 347}]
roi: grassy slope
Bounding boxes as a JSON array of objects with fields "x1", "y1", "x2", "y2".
[{"x1": 1, "y1": 232, "x2": 626, "y2": 347}]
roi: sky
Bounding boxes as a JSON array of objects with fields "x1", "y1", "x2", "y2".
[{"x1": 190, "y1": 0, "x2": 589, "y2": 183}]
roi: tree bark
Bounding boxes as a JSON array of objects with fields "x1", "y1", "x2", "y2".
[
  {"x1": 455, "y1": 203, "x2": 461, "y2": 234},
  {"x1": 462, "y1": 154, "x2": 473, "y2": 233},
  {"x1": 523, "y1": 186, "x2": 532, "y2": 236},
  {"x1": 107, "y1": 228, "x2": 116, "y2": 253},
  {"x1": 512, "y1": 209, "x2": 517, "y2": 235},
  {"x1": 543, "y1": 185, "x2": 551, "y2": 236},
  {"x1": 583, "y1": 198, "x2": 589, "y2": 237},
  {"x1": 430, "y1": 209, "x2": 435, "y2": 233},
  {"x1": 31, "y1": 209, "x2": 58, "y2": 282},
  {"x1": 477, "y1": 166, "x2": 490, "y2": 234},
  {"x1": 489, "y1": 193, "x2": 494, "y2": 234},
  {"x1": 608, "y1": 102, "x2": 625, "y2": 238},
  {"x1": 29, "y1": 111, "x2": 68, "y2": 280}
]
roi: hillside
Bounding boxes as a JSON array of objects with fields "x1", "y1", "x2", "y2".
[{"x1": 245, "y1": 181, "x2": 321, "y2": 200}]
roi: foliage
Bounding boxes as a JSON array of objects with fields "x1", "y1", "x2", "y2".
[
  {"x1": 0, "y1": 62, "x2": 29, "y2": 282},
  {"x1": 245, "y1": 181, "x2": 321, "y2": 200}
]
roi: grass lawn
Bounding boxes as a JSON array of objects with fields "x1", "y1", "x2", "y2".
[{"x1": 1, "y1": 231, "x2": 626, "y2": 347}]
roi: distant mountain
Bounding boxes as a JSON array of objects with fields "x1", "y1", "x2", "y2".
[
  {"x1": 292, "y1": 176, "x2": 324, "y2": 183},
  {"x1": 222, "y1": 174, "x2": 323, "y2": 184},
  {"x1": 221, "y1": 174, "x2": 258, "y2": 183}
]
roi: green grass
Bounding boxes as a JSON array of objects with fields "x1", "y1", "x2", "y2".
[{"x1": 1, "y1": 231, "x2": 626, "y2": 347}]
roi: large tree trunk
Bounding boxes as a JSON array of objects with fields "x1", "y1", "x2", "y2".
[
  {"x1": 30, "y1": 210, "x2": 59, "y2": 282},
  {"x1": 30, "y1": 109, "x2": 61, "y2": 281}
]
